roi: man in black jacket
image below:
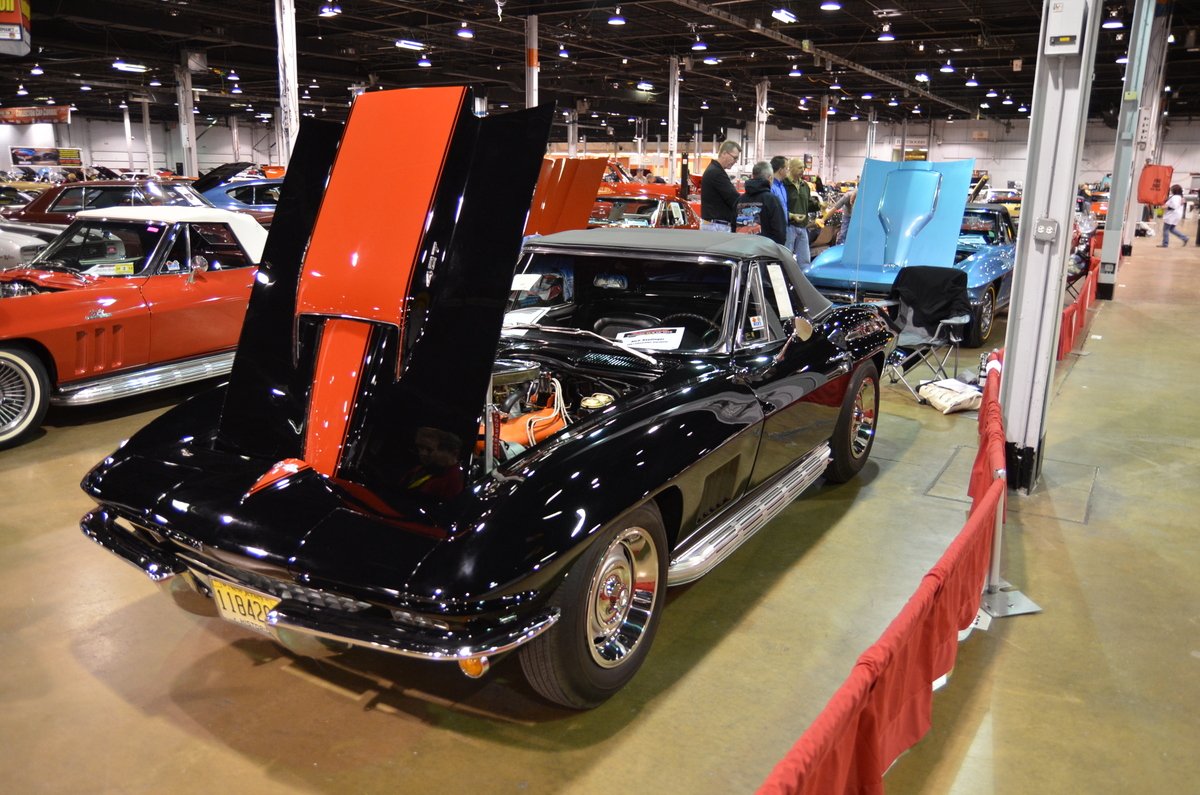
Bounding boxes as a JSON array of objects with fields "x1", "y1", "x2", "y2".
[
  {"x1": 700, "y1": 140, "x2": 742, "y2": 229},
  {"x1": 735, "y1": 161, "x2": 787, "y2": 244}
]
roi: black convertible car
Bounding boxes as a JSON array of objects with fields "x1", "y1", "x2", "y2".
[{"x1": 80, "y1": 89, "x2": 894, "y2": 709}]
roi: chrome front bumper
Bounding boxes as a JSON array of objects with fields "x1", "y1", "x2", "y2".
[{"x1": 80, "y1": 507, "x2": 559, "y2": 662}]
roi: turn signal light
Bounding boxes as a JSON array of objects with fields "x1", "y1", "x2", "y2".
[{"x1": 458, "y1": 656, "x2": 490, "y2": 678}]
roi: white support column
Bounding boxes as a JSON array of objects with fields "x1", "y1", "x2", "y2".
[
  {"x1": 230, "y1": 114, "x2": 241, "y2": 162},
  {"x1": 274, "y1": 0, "x2": 300, "y2": 163},
  {"x1": 525, "y1": 15, "x2": 538, "y2": 109},
  {"x1": 1001, "y1": 0, "x2": 1101, "y2": 492},
  {"x1": 668, "y1": 56, "x2": 680, "y2": 182},
  {"x1": 817, "y1": 95, "x2": 829, "y2": 180},
  {"x1": 567, "y1": 110, "x2": 578, "y2": 156},
  {"x1": 1098, "y1": 0, "x2": 1169, "y2": 299},
  {"x1": 140, "y1": 100, "x2": 154, "y2": 172},
  {"x1": 274, "y1": 107, "x2": 287, "y2": 165},
  {"x1": 865, "y1": 108, "x2": 877, "y2": 159},
  {"x1": 174, "y1": 64, "x2": 199, "y2": 177},
  {"x1": 122, "y1": 105, "x2": 135, "y2": 171},
  {"x1": 754, "y1": 78, "x2": 769, "y2": 166}
]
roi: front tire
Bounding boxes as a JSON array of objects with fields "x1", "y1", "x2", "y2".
[
  {"x1": 967, "y1": 284, "x2": 997, "y2": 348},
  {"x1": 519, "y1": 503, "x2": 668, "y2": 709},
  {"x1": 825, "y1": 361, "x2": 879, "y2": 484},
  {"x1": 0, "y1": 347, "x2": 50, "y2": 449}
]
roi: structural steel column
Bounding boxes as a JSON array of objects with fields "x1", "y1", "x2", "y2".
[
  {"x1": 567, "y1": 110, "x2": 578, "y2": 156},
  {"x1": 817, "y1": 95, "x2": 829, "y2": 180},
  {"x1": 668, "y1": 56, "x2": 680, "y2": 182},
  {"x1": 122, "y1": 105, "x2": 134, "y2": 171},
  {"x1": 1098, "y1": 0, "x2": 1170, "y2": 299},
  {"x1": 274, "y1": 0, "x2": 300, "y2": 163},
  {"x1": 174, "y1": 63, "x2": 198, "y2": 177},
  {"x1": 1001, "y1": 0, "x2": 1101, "y2": 491},
  {"x1": 140, "y1": 100, "x2": 153, "y2": 172},
  {"x1": 525, "y1": 15, "x2": 538, "y2": 109},
  {"x1": 865, "y1": 108, "x2": 877, "y2": 159},
  {"x1": 753, "y1": 79, "x2": 769, "y2": 166},
  {"x1": 230, "y1": 113, "x2": 241, "y2": 162}
]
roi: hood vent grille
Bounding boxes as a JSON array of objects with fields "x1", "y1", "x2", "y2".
[{"x1": 576, "y1": 352, "x2": 650, "y2": 369}]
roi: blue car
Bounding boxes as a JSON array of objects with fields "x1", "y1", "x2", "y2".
[
  {"x1": 200, "y1": 177, "x2": 283, "y2": 215},
  {"x1": 803, "y1": 158, "x2": 1014, "y2": 348}
]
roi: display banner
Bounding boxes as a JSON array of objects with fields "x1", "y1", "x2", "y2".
[
  {"x1": 9, "y1": 146, "x2": 83, "y2": 166},
  {"x1": 0, "y1": 106, "x2": 72, "y2": 125},
  {"x1": 0, "y1": 0, "x2": 32, "y2": 57}
]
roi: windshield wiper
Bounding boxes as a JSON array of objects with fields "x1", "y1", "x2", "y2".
[{"x1": 504, "y1": 323, "x2": 660, "y2": 366}]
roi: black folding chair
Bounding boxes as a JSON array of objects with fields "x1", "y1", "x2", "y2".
[{"x1": 883, "y1": 266, "x2": 973, "y2": 402}]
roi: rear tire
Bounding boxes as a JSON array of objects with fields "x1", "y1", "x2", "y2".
[
  {"x1": 825, "y1": 361, "x2": 879, "y2": 484},
  {"x1": 0, "y1": 347, "x2": 49, "y2": 449},
  {"x1": 519, "y1": 503, "x2": 668, "y2": 709}
]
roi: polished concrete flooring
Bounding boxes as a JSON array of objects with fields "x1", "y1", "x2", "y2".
[{"x1": 1, "y1": 233, "x2": 1197, "y2": 793}]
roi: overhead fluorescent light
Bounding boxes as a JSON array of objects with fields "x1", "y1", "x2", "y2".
[
  {"x1": 771, "y1": 8, "x2": 797, "y2": 24},
  {"x1": 395, "y1": 39, "x2": 425, "y2": 50},
  {"x1": 113, "y1": 59, "x2": 148, "y2": 73}
]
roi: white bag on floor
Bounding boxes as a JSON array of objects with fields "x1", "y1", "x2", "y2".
[{"x1": 918, "y1": 378, "x2": 983, "y2": 414}]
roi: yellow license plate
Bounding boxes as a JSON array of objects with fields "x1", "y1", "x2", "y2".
[{"x1": 211, "y1": 578, "x2": 279, "y2": 634}]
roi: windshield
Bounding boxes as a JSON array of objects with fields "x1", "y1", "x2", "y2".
[
  {"x1": 505, "y1": 251, "x2": 733, "y2": 352},
  {"x1": 589, "y1": 197, "x2": 662, "y2": 228},
  {"x1": 31, "y1": 220, "x2": 168, "y2": 276},
  {"x1": 959, "y1": 211, "x2": 1004, "y2": 248}
]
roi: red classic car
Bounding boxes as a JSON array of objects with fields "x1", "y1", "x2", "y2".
[
  {"x1": 0, "y1": 205, "x2": 267, "y2": 447},
  {"x1": 0, "y1": 179, "x2": 217, "y2": 227}
]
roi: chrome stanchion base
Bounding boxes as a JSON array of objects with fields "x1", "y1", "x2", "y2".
[{"x1": 981, "y1": 587, "x2": 1042, "y2": 618}]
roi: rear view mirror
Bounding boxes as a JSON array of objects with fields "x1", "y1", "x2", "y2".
[
  {"x1": 791, "y1": 315, "x2": 814, "y2": 342},
  {"x1": 187, "y1": 255, "x2": 209, "y2": 284}
]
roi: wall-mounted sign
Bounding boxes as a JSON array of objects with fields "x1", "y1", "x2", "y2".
[
  {"x1": 9, "y1": 146, "x2": 83, "y2": 167},
  {"x1": 0, "y1": 0, "x2": 31, "y2": 57},
  {"x1": 0, "y1": 106, "x2": 73, "y2": 125}
]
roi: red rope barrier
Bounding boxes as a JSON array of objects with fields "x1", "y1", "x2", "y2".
[{"x1": 758, "y1": 350, "x2": 1010, "y2": 795}]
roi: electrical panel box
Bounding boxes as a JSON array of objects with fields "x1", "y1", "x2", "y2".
[{"x1": 1045, "y1": 0, "x2": 1087, "y2": 56}]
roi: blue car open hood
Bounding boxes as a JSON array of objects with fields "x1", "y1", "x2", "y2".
[{"x1": 838, "y1": 158, "x2": 974, "y2": 273}]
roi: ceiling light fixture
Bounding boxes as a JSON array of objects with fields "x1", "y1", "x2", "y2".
[
  {"x1": 457, "y1": 22, "x2": 475, "y2": 39},
  {"x1": 1002, "y1": 95, "x2": 1013, "y2": 105},
  {"x1": 608, "y1": 6, "x2": 626, "y2": 25},
  {"x1": 700, "y1": 100, "x2": 709, "y2": 109},
  {"x1": 417, "y1": 54, "x2": 432, "y2": 67},
  {"x1": 771, "y1": 8, "x2": 798, "y2": 24},
  {"x1": 862, "y1": 92, "x2": 873, "y2": 99},
  {"x1": 1019, "y1": 104, "x2": 1028, "y2": 112},
  {"x1": 46, "y1": 97, "x2": 55, "y2": 105},
  {"x1": 228, "y1": 69, "x2": 240, "y2": 81},
  {"x1": 887, "y1": 96, "x2": 898, "y2": 106},
  {"x1": 558, "y1": 43, "x2": 569, "y2": 58},
  {"x1": 80, "y1": 84, "x2": 92, "y2": 91},
  {"x1": 637, "y1": 80, "x2": 653, "y2": 90},
  {"x1": 395, "y1": 39, "x2": 425, "y2": 50},
  {"x1": 319, "y1": 3, "x2": 342, "y2": 18},
  {"x1": 231, "y1": 85, "x2": 243, "y2": 94},
  {"x1": 986, "y1": 88, "x2": 998, "y2": 97},
  {"x1": 940, "y1": 60, "x2": 954, "y2": 73},
  {"x1": 914, "y1": 72, "x2": 929, "y2": 82},
  {"x1": 703, "y1": 56, "x2": 721, "y2": 65},
  {"x1": 113, "y1": 59, "x2": 148, "y2": 73},
  {"x1": 1102, "y1": 7, "x2": 1124, "y2": 30},
  {"x1": 149, "y1": 78, "x2": 162, "y2": 87},
  {"x1": 820, "y1": 1, "x2": 842, "y2": 10},
  {"x1": 789, "y1": 65, "x2": 803, "y2": 77},
  {"x1": 878, "y1": 24, "x2": 895, "y2": 42},
  {"x1": 965, "y1": 73, "x2": 978, "y2": 87},
  {"x1": 980, "y1": 101, "x2": 990, "y2": 108},
  {"x1": 912, "y1": 104, "x2": 921, "y2": 114},
  {"x1": 1115, "y1": 54, "x2": 1128, "y2": 64},
  {"x1": 692, "y1": 36, "x2": 707, "y2": 52},
  {"x1": 827, "y1": 106, "x2": 837, "y2": 114},
  {"x1": 29, "y1": 63, "x2": 43, "y2": 75},
  {"x1": 16, "y1": 84, "x2": 27, "y2": 96}
]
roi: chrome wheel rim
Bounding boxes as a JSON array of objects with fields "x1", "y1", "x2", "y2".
[
  {"x1": 979, "y1": 289, "x2": 995, "y2": 341},
  {"x1": 0, "y1": 357, "x2": 33, "y2": 436},
  {"x1": 849, "y1": 375, "x2": 877, "y2": 459},
  {"x1": 586, "y1": 526, "x2": 660, "y2": 668}
]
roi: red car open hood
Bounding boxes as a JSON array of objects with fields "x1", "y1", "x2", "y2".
[
  {"x1": 213, "y1": 89, "x2": 554, "y2": 508},
  {"x1": 0, "y1": 267, "x2": 97, "y2": 290}
]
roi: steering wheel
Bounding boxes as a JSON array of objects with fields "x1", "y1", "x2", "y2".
[{"x1": 660, "y1": 312, "x2": 721, "y2": 332}]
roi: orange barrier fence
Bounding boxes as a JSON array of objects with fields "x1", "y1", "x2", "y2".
[
  {"x1": 1060, "y1": 236, "x2": 1101, "y2": 360},
  {"x1": 759, "y1": 353, "x2": 1009, "y2": 795}
]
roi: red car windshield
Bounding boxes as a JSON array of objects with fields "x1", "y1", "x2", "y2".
[{"x1": 32, "y1": 220, "x2": 167, "y2": 276}]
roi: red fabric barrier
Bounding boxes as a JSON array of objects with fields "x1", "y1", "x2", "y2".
[{"x1": 759, "y1": 481, "x2": 1004, "y2": 795}]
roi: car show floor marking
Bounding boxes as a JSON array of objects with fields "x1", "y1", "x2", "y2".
[{"x1": 927, "y1": 445, "x2": 1097, "y2": 524}]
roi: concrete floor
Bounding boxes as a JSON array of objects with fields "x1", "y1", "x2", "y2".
[{"x1": 1, "y1": 232, "x2": 1197, "y2": 793}]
